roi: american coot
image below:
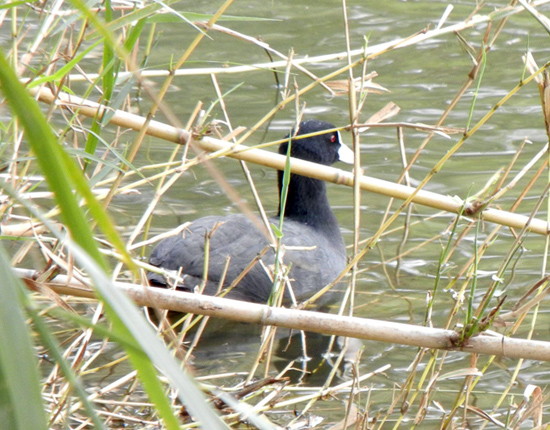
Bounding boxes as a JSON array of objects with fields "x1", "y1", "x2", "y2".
[{"x1": 147, "y1": 119, "x2": 353, "y2": 305}]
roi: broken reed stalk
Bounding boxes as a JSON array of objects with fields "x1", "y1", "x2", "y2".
[
  {"x1": 26, "y1": 85, "x2": 550, "y2": 236},
  {"x1": 17, "y1": 268, "x2": 550, "y2": 362}
]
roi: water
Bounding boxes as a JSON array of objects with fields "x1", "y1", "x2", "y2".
[
  {"x1": 131, "y1": 1, "x2": 550, "y2": 426},
  {"x1": 6, "y1": 0, "x2": 550, "y2": 427},
  {"x1": 123, "y1": 2, "x2": 550, "y2": 427}
]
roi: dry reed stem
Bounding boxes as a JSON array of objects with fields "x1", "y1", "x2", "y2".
[
  {"x1": 19, "y1": 84, "x2": 550, "y2": 236},
  {"x1": 18, "y1": 269, "x2": 550, "y2": 362}
]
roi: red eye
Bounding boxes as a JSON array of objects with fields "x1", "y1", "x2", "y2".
[{"x1": 331, "y1": 135, "x2": 337, "y2": 143}]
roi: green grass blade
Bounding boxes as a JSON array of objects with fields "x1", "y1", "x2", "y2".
[
  {"x1": 103, "y1": 5, "x2": 275, "y2": 38},
  {"x1": 0, "y1": 48, "x2": 109, "y2": 271},
  {"x1": 0, "y1": 48, "x2": 135, "y2": 271},
  {"x1": 84, "y1": 0, "x2": 115, "y2": 165},
  {"x1": 0, "y1": 179, "x2": 188, "y2": 429},
  {"x1": 465, "y1": 45, "x2": 487, "y2": 132},
  {"x1": 27, "y1": 39, "x2": 103, "y2": 88},
  {"x1": 0, "y1": 1, "x2": 33, "y2": 10},
  {"x1": 278, "y1": 136, "x2": 292, "y2": 231},
  {"x1": 24, "y1": 303, "x2": 106, "y2": 429},
  {"x1": 0, "y1": 115, "x2": 229, "y2": 430},
  {"x1": 66, "y1": 241, "x2": 231, "y2": 430},
  {"x1": 0, "y1": 244, "x2": 47, "y2": 430}
]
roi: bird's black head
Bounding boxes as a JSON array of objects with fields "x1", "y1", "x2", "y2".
[{"x1": 278, "y1": 119, "x2": 353, "y2": 166}]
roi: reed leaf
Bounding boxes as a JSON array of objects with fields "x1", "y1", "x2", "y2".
[{"x1": 0, "y1": 245, "x2": 47, "y2": 430}]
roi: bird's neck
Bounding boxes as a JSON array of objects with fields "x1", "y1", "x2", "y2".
[{"x1": 277, "y1": 172, "x2": 339, "y2": 233}]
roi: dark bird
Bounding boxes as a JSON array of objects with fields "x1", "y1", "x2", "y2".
[{"x1": 147, "y1": 119, "x2": 353, "y2": 305}]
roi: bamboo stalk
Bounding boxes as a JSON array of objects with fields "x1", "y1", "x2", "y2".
[
  {"x1": 17, "y1": 268, "x2": 550, "y2": 362},
  {"x1": 27, "y1": 85, "x2": 550, "y2": 236}
]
